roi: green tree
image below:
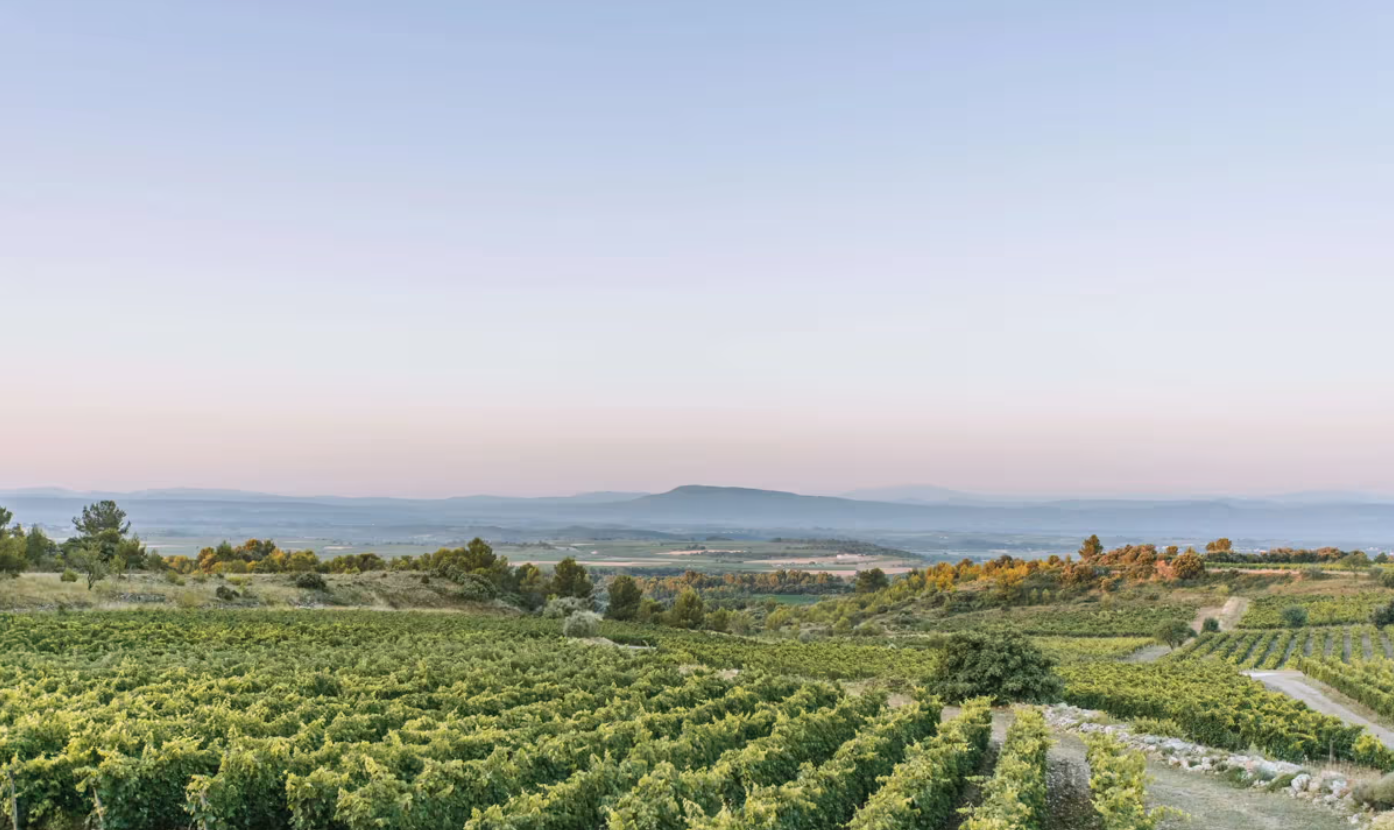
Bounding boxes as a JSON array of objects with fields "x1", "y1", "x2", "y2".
[
  {"x1": 25, "y1": 526, "x2": 60, "y2": 568},
  {"x1": 550, "y1": 557, "x2": 593, "y2": 600},
  {"x1": 1079, "y1": 535, "x2": 1104, "y2": 561},
  {"x1": 0, "y1": 535, "x2": 25, "y2": 577},
  {"x1": 605, "y1": 575, "x2": 643, "y2": 621},
  {"x1": 0, "y1": 505, "x2": 14, "y2": 536},
  {"x1": 1281, "y1": 605, "x2": 1309, "y2": 628},
  {"x1": 514, "y1": 563, "x2": 548, "y2": 610},
  {"x1": 854, "y1": 568, "x2": 890, "y2": 594},
  {"x1": 1154, "y1": 620, "x2": 1194, "y2": 648},
  {"x1": 67, "y1": 547, "x2": 109, "y2": 590},
  {"x1": 1201, "y1": 617, "x2": 1220, "y2": 633},
  {"x1": 68, "y1": 501, "x2": 146, "y2": 575},
  {"x1": 665, "y1": 589, "x2": 705, "y2": 629},
  {"x1": 927, "y1": 630, "x2": 1062, "y2": 704}
]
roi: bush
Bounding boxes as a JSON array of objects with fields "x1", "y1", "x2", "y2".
[
  {"x1": 1355, "y1": 773, "x2": 1394, "y2": 809},
  {"x1": 1154, "y1": 620, "x2": 1194, "y2": 648},
  {"x1": 543, "y1": 596, "x2": 593, "y2": 618},
  {"x1": 60, "y1": 569, "x2": 78, "y2": 583},
  {"x1": 215, "y1": 585, "x2": 239, "y2": 602},
  {"x1": 294, "y1": 571, "x2": 328, "y2": 591},
  {"x1": 1374, "y1": 601, "x2": 1394, "y2": 628},
  {"x1": 1281, "y1": 606, "x2": 1309, "y2": 628},
  {"x1": 562, "y1": 611, "x2": 602, "y2": 638},
  {"x1": 1201, "y1": 617, "x2": 1220, "y2": 633},
  {"x1": 926, "y1": 630, "x2": 1063, "y2": 704}
]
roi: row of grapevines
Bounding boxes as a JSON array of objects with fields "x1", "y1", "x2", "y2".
[
  {"x1": 1083, "y1": 733, "x2": 1177, "y2": 830},
  {"x1": 695, "y1": 696, "x2": 943, "y2": 830},
  {"x1": 843, "y1": 699, "x2": 993, "y2": 830},
  {"x1": 1061, "y1": 662, "x2": 1373, "y2": 765},
  {"x1": 1301, "y1": 656, "x2": 1394, "y2": 727},
  {"x1": 929, "y1": 603, "x2": 1195, "y2": 637},
  {"x1": 601, "y1": 693, "x2": 884, "y2": 830},
  {"x1": 962, "y1": 707, "x2": 1051, "y2": 830},
  {"x1": 1032, "y1": 637, "x2": 1154, "y2": 665}
]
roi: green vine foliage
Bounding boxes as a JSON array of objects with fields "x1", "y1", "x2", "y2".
[{"x1": 1084, "y1": 733, "x2": 1184, "y2": 830}]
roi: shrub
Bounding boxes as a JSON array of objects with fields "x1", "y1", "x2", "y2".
[
  {"x1": 562, "y1": 611, "x2": 602, "y2": 638},
  {"x1": 926, "y1": 630, "x2": 1063, "y2": 704},
  {"x1": 162, "y1": 570, "x2": 186, "y2": 586},
  {"x1": 1130, "y1": 717, "x2": 1187, "y2": 739},
  {"x1": 1281, "y1": 606, "x2": 1309, "y2": 628},
  {"x1": 543, "y1": 596, "x2": 593, "y2": 618},
  {"x1": 1201, "y1": 617, "x2": 1220, "y2": 633},
  {"x1": 1355, "y1": 736, "x2": 1394, "y2": 778},
  {"x1": 215, "y1": 585, "x2": 239, "y2": 602},
  {"x1": 294, "y1": 572, "x2": 328, "y2": 591},
  {"x1": 1374, "y1": 601, "x2": 1394, "y2": 628},
  {"x1": 1355, "y1": 773, "x2": 1394, "y2": 809},
  {"x1": 1154, "y1": 620, "x2": 1194, "y2": 648},
  {"x1": 60, "y1": 569, "x2": 78, "y2": 583}
]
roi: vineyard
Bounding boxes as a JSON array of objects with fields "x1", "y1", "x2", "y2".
[
  {"x1": 926, "y1": 602, "x2": 1195, "y2": 637},
  {"x1": 0, "y1": 611, "x2": 1077, "y2": 830},
  {"x1": 1239, "y1": 591, "x2": 1394, "y2": 628},
  {"x1": 3, "y1": 607, "x2": 1389, "y2": 830},
  {"x1": 1060, "y1": 661, "x2": 1394, "y2": 768},
  {"x1": 1170, "y1": 624, "x2": 1394, "y2": 669}
]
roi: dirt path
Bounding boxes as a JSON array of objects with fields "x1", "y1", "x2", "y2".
[
  {"x1": 1047, "y1": 730, "x2": 1351, "y2": 830},
  {"x1": 1124, "y1": 643, "x2": 1172, "y2": 663},
  {"x1": 1191, "y1": 596, "x2": 1248, "y2": 632},
  {"x1": 1247, "y1": 669, "x2": 1394, "y2": 748}
]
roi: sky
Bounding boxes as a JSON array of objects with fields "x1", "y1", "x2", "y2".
[{"x1": 3, "y1": 1, "x2": 1393, "y2": 499}]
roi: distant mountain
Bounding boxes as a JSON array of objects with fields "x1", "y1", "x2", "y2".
[
  {"x1": 842, "y1": 484, "x2": 986, "y2": 504},
  {"x1": 4, "y1": 484, "x2": 1394, "y2": 548}
]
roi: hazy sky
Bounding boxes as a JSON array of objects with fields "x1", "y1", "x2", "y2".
[{"x1": 4, "y1": 1, "x2": 1392, "y2": 498}]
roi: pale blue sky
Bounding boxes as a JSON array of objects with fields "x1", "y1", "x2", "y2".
[{"x1": 4, "y1": 2, "x2": 1392, "y2": 497}]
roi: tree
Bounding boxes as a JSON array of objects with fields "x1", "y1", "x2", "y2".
[
  {"x1": 926, "y1": 630, "x2": 1063, "y2": 704},
  {"x1": 514, "y1": 563, "x2": 548, "y2": 610},
  {"x1": 73, "y1": 500, "x2": 131, "y2": 539},
  {"x1": 1154, "y1": 620, "x2": 1194, "y2": 648},
  {"x1": 0, "y1": 535, "x2": 25, "y2": 577},
  {"x1": 1201, "y1": 617, "x2": 1220, "y2": 633},
  {"x1": 68, "y1": 501, "x2": 145, "y2": 575},
  {"x1": 854, "y1": 568, "x2": 890, "y2": 594},
  {"x1": 706, "y1": 608, "x2": 731, "y2": 633},
  {"x1": 1171, "y1": 550, "x2": 1206, "y2": 581},
  {"x1": 1079, "y1": 535, "x2": 1104, "y2": 561},
  {"x1": 0, "y1": 506, "x2": 15, "y2": 537},
  {"x1": 665, "y1": 589, "x2": 705, "y2": 629},
  {"x1": 1205, "y1": 538, "x2": 1233, "y2": 553},
  {"x1": 68, "y1": 547, "x2": 108, "y2": 590},
  {"x1": 606, "y1": 575, "x2": 643, "y2": 621},
  {"x1": 25, "y1": 526, "x2": 60, "y2": 568},
  {"x1": 1281, "y1": 605, "x2": 1309, "y2": 628},
  {"x1": 550, "y1": 557, "x2": 593, "y2": 600}
]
